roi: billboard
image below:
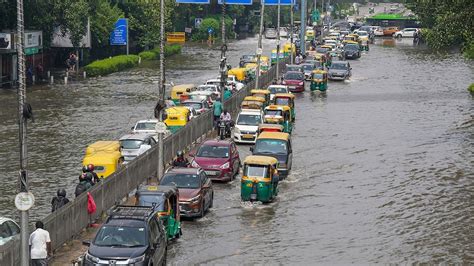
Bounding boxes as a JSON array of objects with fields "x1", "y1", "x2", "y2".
[
  {"x1": 110, "y1": 18, "x2": 128, "y2": 46},
  {"x1": 25, "y1": 31, "x2": 42, "y2": 49},
  {"x1": 0, "y1": 33, "x2": 12, "y2": 49},
  {"x1": 218, "y1": 0, "x2": 253, "y2": 5},
  {"x1": 264, "y1": 0, "x2": 294, "y2": 5}
]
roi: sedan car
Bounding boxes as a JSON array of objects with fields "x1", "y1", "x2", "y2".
[
  {"x1": 119, "y1": 133, "x2": 157, "y2": 163},
  {"x1": 197, "y1": 84, "x2": 221, "y2": 99},
  {"x1": 328, "y1": 61, "x2": 352, "y2": 81},
  {"x1": 282, "y1": 71, "x2": 305, "y2": 92},
  {"x1": 159, "y1": 168, "x2": 213, "y2": 218},
  {"x1": 264, "y1": 28, "x2": 277, "y2": 39},
  {"x1": 343, "y1": 43, "x2": 361, "y2": 59},
  {"x1": 190, "y1": 139, "x2": 240, "y2": 182}
]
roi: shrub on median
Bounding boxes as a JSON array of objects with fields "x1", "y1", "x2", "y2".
[
  {"x1": 138, "y1": 44, "x2": 182, "y2": 60},
  {"x1": 84, "y1": 55, "x2": 139, "y2": 77}
]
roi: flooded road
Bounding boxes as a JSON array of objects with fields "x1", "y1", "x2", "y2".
[{"x1": 1, "y1": 37, "x2": 473, "y2": 263}]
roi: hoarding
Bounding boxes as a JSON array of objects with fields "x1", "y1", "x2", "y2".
[
  {"x1": 0, "y1": 33, "x2": 12, "y2": 49},
  {"x1": 264, "y1": 0, "x2": 294, "y2": 5},
  {"x1": 110, "y1": 18, "x2": 128, "y2": 46},
  {"x1": 218, "y1": 0, "x2": 253, "y2": 5}
]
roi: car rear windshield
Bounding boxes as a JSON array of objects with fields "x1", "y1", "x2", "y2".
[
  {"x1": 275, "y1": 98, "x2": 290, "y2": 106},
  {"x1": 184, "y1": 102, "x2": 203, "y2": 110},
  {"x1": 268, "y1": 87, "x2": 287, "y2": 94},
  {"x1": 345, "y1": 45, "x2": 359, "y2": 51},
  {"x1": 265, "y1": 110, "x2": 283, "y2": 116},
  {"x1": 284, "y1": 72, "x2": 304, "y2": 80},
  {"x1": 161, "y1": 174, "x2": 200, "y2": 189},
  {"x1": 135, "y1": 122, "x2": 156, "y2": 130},
  {"x1": 316, "y1": 48, "x2": 329, "y2": 53},
  {"x1": 244, "y1": 165, "x2": 269, "y2": 177},
  {"x1": 302, "y1": 65, "x2": 314, "y2": 71},
  {"x1": 120, "y1": 139, "x2": 143, "y2": 149},
  {"x1": 137, "y1": 195, "x2": 165, "y2": 211},
  {"x1": 255, "y1": 139, "x2": 288, "y2": 154},
  {"x1": 330, "y1": 63, "x2": 348, "y2": 70},
  {"x1": 197, "y1": 145, "x2": 230, "y2": 158},
  {"x1": 237, "y1": 114, "x2": 261, "y2": 126},
  {"x1": 94, "y1": 225, "x2": 147, "y2": 247}
]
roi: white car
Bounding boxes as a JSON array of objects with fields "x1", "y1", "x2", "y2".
[
  {"x1": 226, "y1": 75, "x2": 245, "y2": 91},
  {"x1": 233, "y1": 109, "x2": 263, "y2": 144},
  {"x1": 119, "y1": 133, "x2": 157, "y2": 163},
  {"x1": 205, "y1": 79, "x2": 222, "y2": 89},
  {"x1": 267, "y1": 85, "x2": 290, "y2": 101},
  {"x1": 197, "y1": 84, "x2": 221, "y2": 99},
  {"x1": 0, "y1": 218, "x2": 20, "y2": 246},
  {"x1": 394, "y1": 28, "x2": 417, "y2": 38},
  {"x1": 374, "y1": 26, "x2": 384, "y2": 36}
]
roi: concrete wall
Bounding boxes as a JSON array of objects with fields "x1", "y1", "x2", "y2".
[{"x1": 0, "y1": 58, "x2": 287, "y2": 265}]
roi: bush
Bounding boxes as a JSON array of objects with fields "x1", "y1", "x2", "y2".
[
  {"x1": 192, "y1": 17, "x2": 220, "y2": 41},
  {"x1": 463, "y1": 42, "x2": 474, "y2": 59},
  {"x1": 138, "y1": 44, "x2": 182, "y2": 60},
  {"x1": 138, "y1": 51, "x2": 156, "y2": 60},
  {"x1": 84, "y1": 55, "x2": 139, "y2": 77},
  {"x1": 468, "y1": 84, "x2": 474, "y2": 95}
]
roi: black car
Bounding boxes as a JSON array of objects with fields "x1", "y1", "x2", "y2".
[
  {"x1": 343, "y1": 44, "x2": 361, "y2": 59},
  {"x1": 84, "y1": 206, "x2": 167, "y2": 265}
]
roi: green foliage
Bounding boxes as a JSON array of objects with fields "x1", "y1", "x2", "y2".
[
  {"x1": 84, "y1": 55, "x2": 139, "y2": 77},
  {"x1": 468, "y1": 84, "x2": 474, "y2": 95},
  {"x1": 89, "y1": 1, "x2": 124, "y2": 48},
  {"x1": 138, "y1": 44, "x2": 182, "y2": 60},
  {"x1": 62, "y1": 0, "x2": 90, "y2": 48},
  {"x1": 138, "y1": 51, "x2": 157, "y2": 60},
  {"x1": 462, "y1": 42, "x2": 474, "y2": 60},
  {"x1": 192, "y1": 17, "x2": 220, "y2": 41}
]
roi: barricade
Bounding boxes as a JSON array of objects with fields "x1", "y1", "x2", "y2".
[{"x1": 0, "y1": 56, "x2": 289, "y2": 265}]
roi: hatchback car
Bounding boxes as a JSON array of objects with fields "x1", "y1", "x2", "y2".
[
  {"x1": 301, "y1": 63, "x2": 316, "y2": 80},
  {"x1": 343, "y1": 43, "x2": 361, "y2": 59},
  {"x1": 0, "y1": 218, "x2": 20, "y2": 246},
  {"x1": 84, "y1": 205, "x2": 167, "y2": 266},
  {"x1": 328, "y1": 61, "x2": 352, "y2": 81},
  {"x1": 282, "y1": 71, "x2": 305, "y2": 92},
  {"x1": 197, "y1": 84, "x2": 221, "y2": 99},
  {"x1": 182, "y1": 99, "x2": 209, "y2": 115},
  {"x1": 234, "y1": 109, "x2": 264, "y2": 144},
  {"x1": 159, "y1": 168, "x2": 213, "y2": 218},
  {"x1": 119, "y1": 133, "x2": 157, "y2": 163},
  {"x1": 190, "y1": 139, "x2": 240, "y2": 182}
]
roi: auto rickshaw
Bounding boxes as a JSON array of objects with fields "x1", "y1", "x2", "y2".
[
  {"x1": 250, "y1": 89, "x2": 271, "y2": 107},
  {"x1": 360, "y1": 41, "x2": 370, "y2": 51},
  {"x1": 305, "y1": 29, "x2": 315, "y2": 41},
  {"x1": 344, "y1": 34, "x2": 359, "y2": 43},
  {"x1": 273, "y1": 93, "x2": 296, "y2": 121},
  {"x1": 260, "y1": 56, "x2": 270, "y2": 73},
  {"x1": 135, "y1": 185, "x2": 182, "y2": 240},
  {"x1": 244, "y1": 63, "x2": 257, "y2": 80},
  {"x1": 164, "y1": 106, "x2": 190, "y2": 133},
  {"x1": 228, "y1": 68, "x2": 247, "y2": 83},
  {"x1": 241, "y1": 100, "x2": 264, "y2": 110},
  {"x1": 271, "y1": 49, "x2": 285, "y2": 65},
  {"x1": 82, "y1": 141, "x2": 124, "y2": 178},
  {"x1": 310, "y1": 69, "x2": 328, "y2": 92},
  {"x1": 241, "y1": 155, "x2": 279, "y2": 203},
  {"x1": 243, "y1": 96, "x2": 266, "y2": 107},
  {"x1": 257, "y1": 124, "x2": 284, "y2": 135},
  {"x1": 263, "y1": 105, "x2": 293, "y2": 133},
  {"x1": 283, "y1": 43, "x2": 296, "y2": 57},
  {"x1": 171, "y1": 84, "x2": 196, "y2": 104}
]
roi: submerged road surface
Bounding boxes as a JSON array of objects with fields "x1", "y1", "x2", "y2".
[{"x1": 0, "y1": 37, "x2": 473, "y2": 264}]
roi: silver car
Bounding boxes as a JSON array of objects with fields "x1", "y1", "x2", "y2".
[
  {"x1": 119, "y1": 133, "x2": 157, "y2": 163},
  {"x1": 328, "y1": 61, "x2": 352, "y2": 81}
]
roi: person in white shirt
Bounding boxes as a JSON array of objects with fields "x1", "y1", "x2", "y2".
[{"x1": 29, "y1": 221, "x2": 51, "y2": 266}]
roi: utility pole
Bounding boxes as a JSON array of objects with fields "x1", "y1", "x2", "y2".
[
  {"x1": 300, "y1": 0, "x2": 306, "y2": 55},
  {"x1": 219, "y1": 1, "x2": 227, "y2": 107},
  {"x1": 255, "y1": 2, "x2": 265, "y2": 89},
  {"x1": 16, "y1": 0, "x2": 30, "y2": 264},
  {"x1": 157, "y1": 0, "x2": 166, "y2": 179},
  {"x1": 276, "y1": 0, "x2": 281, "y2": 81},
  {"x1": 290, "y1": 0, "x2": 294, "y2": 64}
]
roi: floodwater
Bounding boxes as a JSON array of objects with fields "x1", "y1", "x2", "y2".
[{"x1": 1, "y1": 37, "x2": 473, "y2": 264}]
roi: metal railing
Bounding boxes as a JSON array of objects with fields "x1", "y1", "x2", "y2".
[{"x1": 0, "y1": 57, "x2": 289, "y2": 265}]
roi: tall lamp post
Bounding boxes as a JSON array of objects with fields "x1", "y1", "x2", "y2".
[
  {"x1": 157, "y1": 0, "x2": 166, "y2": 179},
  {"x1": 275, "y1": 0, "x2": 281, "y2": 81},
  {"x1": 219, "y1": 0, "x2": 227, "y2": 107},
  {"x1": 300, "y1": 0, "x2": 306, "y2": 55},
  {"x1": 254, "y1": 2, "x2": 265, "y2": 89}
]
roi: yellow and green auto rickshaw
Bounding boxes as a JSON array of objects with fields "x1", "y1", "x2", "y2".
[
  {"x1": 271, "y1": 49, "x2": 285, "y2": 65},
  {"x1": 283, "y1": 42, "x2": 296, "y2": 57},
  {"x1": 257, "y1": 123, "x2": 284, "y2": 136},
  {"x1": 310, "y1": 69, "x2": 328, "y2": 92},
  {"x1": 170, "y1": 84, "x2": 196, "y2": 104},
  {"x1": 250, "y1": 89, "x2": 271, "y2": 107},
  {"x1": 82, "y1": 141, "x2": 124, "y2": 178},
  {"x1": 241, "y1": 100, "x2": 264, "y2": 111},
  {"x1": 228, "y1": 67, "x2": 247, "y2": 83},
  {"x1": 305, "y1": 29, "x2": 315, "y2": 41},
  {"x1": 164, "y1": 106, "x2": 190, "y2": 133},
  {"x1": 243, "y1": 96, "x2": 266, "y2": 107},
  {"x1": 260, "y1": 56, "x2": 270, "y2": 73},
  {"x1": 135, "y1": 185, "x2": 182, "y2": 240},
  {"x1": 263, "y1": 105, "x2": 293, "y2": 134},
  {"x1": 241, "y1": 155, "x2": 279, "y2": 203},
  {"x1": 273, "y1": 93, "x2": 296, "y2": 121}
]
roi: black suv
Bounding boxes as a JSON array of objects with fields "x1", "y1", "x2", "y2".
[{"x1": 84, "y1": 205, "x2": 167, "y2": 265}]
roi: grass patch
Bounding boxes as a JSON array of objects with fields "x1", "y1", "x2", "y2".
[{"x1": 84, "y1": 55, "x2": 139, "y2": 77}]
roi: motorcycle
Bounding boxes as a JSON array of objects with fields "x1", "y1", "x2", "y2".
[{"x1": 218, "y1": 120, "x2": 233, "y2": 140}]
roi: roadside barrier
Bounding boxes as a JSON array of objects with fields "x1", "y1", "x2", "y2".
[{"x1": 0, "y1": 57, "x2": 289, "y2": 265}]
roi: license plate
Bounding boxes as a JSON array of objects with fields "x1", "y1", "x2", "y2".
[
  {"x1": 289, "y1": 86, "x2": 296, "y2": 89},
  {"x1": 242, "y1": 134, "x2": 254, "y2": 139},
  {"x1": 205, "y1": 171, "x2": 218, "y2": 175}
]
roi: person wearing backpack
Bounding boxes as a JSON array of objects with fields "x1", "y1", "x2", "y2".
[
  {"x1": 75, "y1": 173, "x2": 92, "y2": 197},
  {"x1": 51, "y1": 188, "x2": 70, "y2": 212}
]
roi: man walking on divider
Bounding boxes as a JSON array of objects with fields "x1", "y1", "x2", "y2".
[{"x1": 213, "y1": 98, "x2": 223, "y2": 128}]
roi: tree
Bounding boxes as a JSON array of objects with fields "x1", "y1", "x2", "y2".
[
  {"x1": 62, "y1": 0, "x2": 90, "y2": 48},
  {"x1": 89, "y1": 0, "x2": 124, "y2": 48}
]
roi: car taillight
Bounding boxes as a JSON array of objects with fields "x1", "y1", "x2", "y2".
[
  {"x1": 299, "y1": 81, "x2": 304, "y2": 86},
  {"x1": 282, "y1": 81, "x2": 286, "y2": 85}
]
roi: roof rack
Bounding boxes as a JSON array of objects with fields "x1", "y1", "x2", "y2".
[{"x1": 108, "y1": 205, "x2": 155, "y2": 221}]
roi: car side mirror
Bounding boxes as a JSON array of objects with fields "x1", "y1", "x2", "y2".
[{"x1": 82, "y1": 240, "x2": 91, "y2": 246}]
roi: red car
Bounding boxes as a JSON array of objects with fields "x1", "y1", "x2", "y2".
[
  {"x1": 159, "y1": 168, "x2": 213, "y2": 218},
  {"x1": 190, "y1": 139, "x2": 240, "y2": 182},
  {"x1": 282, "y1": 71, "x2": 305, "y2": 92}
]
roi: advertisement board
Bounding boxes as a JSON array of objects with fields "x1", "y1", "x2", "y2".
[
  {"x1": 51, "y1": 19, "x2": 91, "y2": 48},
  {"x1": 24, "y1": 31, "x2": 42, "y2": 49}
]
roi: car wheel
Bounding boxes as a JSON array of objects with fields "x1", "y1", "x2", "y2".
[
  {"x1": 397, "y1": 34, "x2": 402, "y2": 38},
  {"x1": 209, "y1": 193, "x2": 214, "y2": 208},
  {"x1": 199, "y1": 200, "x2": 205, "y2": 218}
]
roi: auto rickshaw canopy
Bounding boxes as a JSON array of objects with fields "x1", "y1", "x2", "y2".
[
  {"x1": 244, "y1": 155, "x2": 278, "y2": 166},
  {"x1": 257, "y1": 131, "x2": 290, "y2": 142}
]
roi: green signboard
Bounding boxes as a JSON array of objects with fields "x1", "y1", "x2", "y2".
[
  {"x1": 25, "y1": 47, "x2": 39, "y2": 55},
  {"x1": 311, "y1": 10, "x2": 320, "y2": 23}
]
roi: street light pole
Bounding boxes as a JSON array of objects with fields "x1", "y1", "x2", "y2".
[
  {"x1": 276, "y1": 0, "x2": 281, "y2": 81},
  {"x1": 255, "y1": 2, "x2": 265, "y2": 90},
  {"x1": 16, "y1": 0, "x2": 30, "y2": 264},
  {"x1": 290, "y1": 0, "x2": 294, "y2": 64},
  {"x1": 220, "y1": 1, "x2": 227, "y2": 107},
  {"x1": 300, "y1": 0, "x2": 306, "y2": 55},
  {"x1": 157, "y1": 0, "x2": 166, "y2": 179}
]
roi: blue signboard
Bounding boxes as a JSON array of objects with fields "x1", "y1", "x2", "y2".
[
  {"x1": 264, "y1": 0, "x2": 294, "y2": 5},
  {"x1": 218, "y1": 0, "x2": 252, "y2": 5},
  {"x1": 176, "y1": 0, "x2": 210, "y2": 3},
  {"x1": 110, "y1": 18, "x2": 127, "y2": 45}
]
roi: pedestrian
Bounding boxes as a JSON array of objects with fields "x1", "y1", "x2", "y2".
[
  {"x1": 69, "y1": 53, "x2": 77, "y2": 71},
  {"x1": 36, "y1": 63, "x2": 44, "y2": 82},
  {"x1": 213, "y1": 98, "x2": 223, "y2": 127},
  {"x1": 87, "y1": 164, "x2": 100, "y2": 184},
  {"x1": 223, "y1": 87, "x2": 232, "y2": 100},
  {"x1": 165, "y1": 96, "x2": 175, "y2": 107},
  {"x1": 51, "y1": 188, "x2": 70, "y2": 212},
  {"x1": 29, "y1": 221, "x2": 52, "y2": 266}
]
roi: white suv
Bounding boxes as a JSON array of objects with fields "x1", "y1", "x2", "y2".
[
  {"x1": 233, "y1": 109, "x2": 263, "y2": 144},
  {"x1": 394, "y1": 28, "x2": 417, "y2": 38}
]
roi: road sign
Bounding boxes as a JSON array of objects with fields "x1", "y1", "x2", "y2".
[
  {"x1": 264, "y1": 0, "x2": 294, "y2": 5},
  {"x1": 218, "y1": 0, "x2": 252, "y2": 5},
  {"x1": 176, "y1": 0, "x2": 210, "y2": 3},
  {"x1": 25, "y1": 47, "x2": 39, "y2": 55},
  {"x1": 195, "y1": 18, "x2": 203, "y2": 28},
  {"x1": 208, "y1": 27, "x2": 214, "y2": 34},
  {"x1": 155, "y1": 122, "x2": 167, "y2": 134},
  {"x1": 15, "y1": 192, "x2": 35, "y2": 211},
  {"x1": 110, "y1": 18, "x2": 127, "y2": 45}
]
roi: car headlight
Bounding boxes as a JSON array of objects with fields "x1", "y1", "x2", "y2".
[
  {"x1": 220, "y1": 162, "x2": 230, "y2": 169},
  {"x1": 298, "y1": 82, "x2": 304, "y2": 86},
  {"x1": 234, "y1": 127, "x2": 241, "y2": 134},
  {"x1": 189, "y1": 195, "x2": 201, "y2": 203},
  {"x1": 191, "y1": 160, "x2": 199, "y2": 168},
  {"x1": 85, "y1": 252, "x2": 100, "y2": 263},
  {"x1": 129, "y1": 254, "x2": 146, "y2": 264}
]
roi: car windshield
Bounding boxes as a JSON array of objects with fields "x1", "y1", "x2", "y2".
[
  {"x1": 184, "y1": 102, "x2": 203, "y2": 110},
  {"x1": 275, "y1": 98, "x2": 290, "y2": 105},
  {"x1": 302, "y1": 65, "x2": 313, "y2": 71},
  {"x1": 242, "y1": 55, "x2": 254, "y2": 60},
  {"x1": 254, "y1": 139, "x2": 288, "y2": 154},
  {"x1": 316, "y1": 48, "x2": 328, "y2": 53},
  {"x1": 284, "y1": 72, "x2": 304, "y2": 80},
  {"x1": 358, "y1": 31, "x2": 368, "y2": 36},
  {"x1": 286, "y1": 66, "x2": 301, "y2": 72},
  {"x1": 94, "y1": 225, "x2": 146, "y2": 247},
  {"x1": 120, "y1": 139, "x2": 143, "y2": 149},
  {"x1": 268, "y1": 87, "x2": 287, "y2": 94},
  {"x1": 137, "y1": 195, "x2": 165, "y2": 211},
  {"x1": 265, "y1": 110, "x2": 282, "y2": 116},
  {"x1": 244, "y1": 165, "x2": 269, "y2": 177},
  {"x1": 237, "y1": 114, "x2": 261, "y2": 126},
  {"x1": 161, "y1": 173, "x2": 200, "y2": 189},
  {"x1": 197, "y1": 86, "x2": 215, "y2": 92},
  {"x1": 330, "y1": 63, "x2": 348, "y2": 70},
  {"x1": 345, "y1": 45, "x2": 359, "y2": 51},
  {"x1": 197, "y1": 145, "x2": 230, "y2": 158},
  {"x1": 135, "y1": 122, "x2": 156, "y2": 131}
]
